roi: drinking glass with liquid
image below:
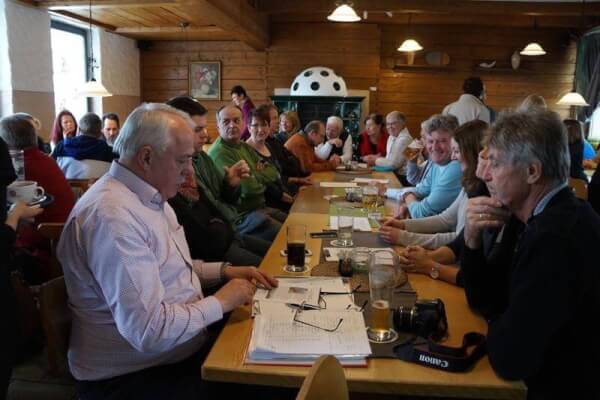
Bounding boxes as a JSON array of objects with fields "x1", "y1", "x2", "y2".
[
  {"x1": 366, "y1": 251, "x2": 399, "y2": 343},
  {"x1": 286, "y1": 224, "x2": 307, "y2": 272},
  {"x1": 337, "y1": 207, "x2": 354, "y2": 247},
  {"x1": 362, "y1": 184, "x2": 378, "y2": 214}
]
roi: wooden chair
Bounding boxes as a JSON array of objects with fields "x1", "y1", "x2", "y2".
[
  {"x1": 568, "y1": 177, "x2": 588, "y2": 200},
  {"x1": 39, "y1": 276, "x2": 72, "y2": 375},
  {"x1": 7, "y1": 276, "x2": 75, "y2": 399},
  {"x1": 37, "y1": 222, "x2": 65, "y2": 278},
  {"x1": 296, "y1": 355, "x2": 349, "y2": 400},
  {"x1": 67, "y1": 178, "x2": 94, "y2": 200}
]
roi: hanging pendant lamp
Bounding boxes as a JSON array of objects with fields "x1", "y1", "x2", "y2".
[
  {"x1": 397, "y1": 14, "x2": 423, "y2": 52},
  {"x1": 327, "y1": 2, "x2": 361, "y2": 22},
  {"x1": 78, "y1": 0, "x2": 112, "y2": 98},
  {"x1": 520, "y1": 17, "x2": 546, "y2": 56}
]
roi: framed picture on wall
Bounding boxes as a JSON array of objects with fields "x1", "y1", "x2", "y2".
[{"x1": 189, "y1": 61, "x2": 221, "y2": 100}]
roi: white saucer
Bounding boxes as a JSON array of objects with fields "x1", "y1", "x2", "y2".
[
  {"x1": 28, "y1": 195, "x2": 48, "y2": 206},
  {"x1": 330, "y1": 239, "x2": 354, "y2": 248}
]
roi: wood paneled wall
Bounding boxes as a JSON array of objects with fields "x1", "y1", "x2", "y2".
[
  {"x1": 140, "y1": 22, "x2": 576, "y2": 138},
  {"x1": 379, "y1": 24, "x2": 576, "y2": 135}
]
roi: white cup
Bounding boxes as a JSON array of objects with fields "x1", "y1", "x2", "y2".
[{"x1": 6, "y1": 180, "x2": 45, "y2": 203}]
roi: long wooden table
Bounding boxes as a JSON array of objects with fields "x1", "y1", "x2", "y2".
[{"x1": 202, "y1": 171, "x2": 527, "y2": 399}]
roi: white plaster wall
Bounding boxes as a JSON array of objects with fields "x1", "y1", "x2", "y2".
[
  {"x1": 5, "y1": 0, "x2": 53, "y2": 92},
  {"x1": 0, "y1": 0, "x2": 14, "y2": 115},
  {"x1": 99, "y1": 29, "x2": 140, "y2": 96}
]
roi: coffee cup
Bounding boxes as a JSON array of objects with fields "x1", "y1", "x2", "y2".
[{"x1": 6, "y1": 180, "x2": 45, "y2": 203}]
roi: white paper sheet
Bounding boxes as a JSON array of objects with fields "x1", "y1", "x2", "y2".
[
  {"x1": 329, "y1": 216, "x2": 372, "y2": 231},
  {"x1": 320, "y1": 182, "x2": 358, "y2": 188},
  {"x1": 351, "y1": 178, "x2": 390, "y2": 184}
]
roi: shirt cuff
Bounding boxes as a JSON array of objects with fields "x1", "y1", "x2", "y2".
[
  {"x1": 200, "y1": 296, "x2": 224, "y2": 325},
  {"x1": 193, "y1": 260, "x2": 225, "y2": 287}
]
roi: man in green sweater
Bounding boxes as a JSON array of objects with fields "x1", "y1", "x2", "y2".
[
  {"x1": 208, "y1": 104, "x2": 286, "y2": 234},
  {"x1": 167, "y1": 97, "x2": 281, "y2": 242}
]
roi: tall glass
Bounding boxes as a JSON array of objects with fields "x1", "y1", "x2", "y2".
[
  {"x1": 337, "y1": 207, "x2": 354, "y2": 247},
  {"x1": 286, "y1": 224, "x2": 307, "y2": 272},
  {"x1": 9, "y1": 149, "x2": 25, "y2": 181},
  {"x1": 362, "y1": 184, "x2": 378, "y2": 213},
  {"x1": 366, "y1": 251, "x2": 399, "y2": 343}
]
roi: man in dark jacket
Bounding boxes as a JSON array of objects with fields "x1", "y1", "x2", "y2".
[
  {"x1": 52, "y1": 113, "x2": 117, "y2": 179},
  {"x1": 461, "y1": 109, "x2": 600, "y2": 399}
]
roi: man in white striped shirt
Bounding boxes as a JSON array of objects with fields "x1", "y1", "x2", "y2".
[
  {"x1": 57, "y1": 103, "x2": 277, "y2": 399},
  {"x1": 364, "y1": 111, "x2": 412, "y2": 176}
]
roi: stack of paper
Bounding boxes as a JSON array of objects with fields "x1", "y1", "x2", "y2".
[
  {"x1": 329, "y1": 216, "x2": 372, "y2": 231},
  {"x1": 320, "y1": 182, "x2": 358, "y2": 188},
  {"x1": 247, "y1": 309, "x2": 371, "y2": 366}
]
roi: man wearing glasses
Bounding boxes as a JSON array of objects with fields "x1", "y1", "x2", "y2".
[{"x1": 363, "y1": 112, "x2": 412, "y2": 178}]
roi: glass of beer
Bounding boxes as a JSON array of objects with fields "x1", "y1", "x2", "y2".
[
  {"x1": 366, "y1": 251, "x2": 399, "y2": 343},
  {"x1": 286, "y1": 224, "x2": 307, "y2": 272},
  {"x1": 403, "y1": 139, "x2": 424, "y2": 161},
  {"x1": 362, "y1": 184, "x2": 378, "y2": 214}
]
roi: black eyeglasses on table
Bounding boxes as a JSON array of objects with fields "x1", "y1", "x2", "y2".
[{"x1": 292, "y1": 301, "x2": 344, "y2": 333}]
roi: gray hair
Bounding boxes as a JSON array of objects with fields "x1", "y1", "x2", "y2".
[
  {"x1": 489, "y1": 109, "x2": 569, "y2": 185},
  {"x1": 386, "y1": 111, "x2": 406, "y2": 124},
  {"x1": 113, "y1": 103, "x2": 194, "y2": 161},
  {"x1": 326, "y1": 116, "x2": 343, "y2": 129},
  {"x1": 304, "y1": 120, "x2": 324, "y2": 135},
  {"x1": 517, "y1": 94, "x2": 547, "y2": 112},
  {"x1": 423, "y1": 114, "x2": 459, "y2": 135},
  {"x1": 79, "y1": 113, "x2": 102, "y2": 138},
  {"x1": 0, "y1": 114, "x2": 37, "y2": 149}
]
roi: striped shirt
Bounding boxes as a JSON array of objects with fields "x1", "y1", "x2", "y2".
[{"x1": 57, "y1": 161, "x2": 224, "y2": 381}]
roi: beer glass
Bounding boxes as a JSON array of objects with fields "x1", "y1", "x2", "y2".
[
  {"x1": 286, "y1": 225, "x2": 307, "y2": 272},
  {"x1": 361, "y1": 184, "x2": 378, "y2": 213},
  {"x1": 366, "y1": 250, "x2": 399, "y2": 343}
]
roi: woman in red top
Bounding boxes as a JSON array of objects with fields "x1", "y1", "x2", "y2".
[
  {"x1": 1, "y1": 114, "x2": 75, "y2": 282},
  {"x1": 358, "y1": 113, "x2": 388, "y2": 161},
  {"x1": 49, "y1": 110, "x2": 77, "y2": 150}
]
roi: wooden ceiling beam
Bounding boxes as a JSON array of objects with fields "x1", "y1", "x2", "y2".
[
  {"x1": 181, "y1": 0, "x2": 269, "y2": 50},
  {"x1": 50, "y1": 9, "x2": 117, "y2": 30},
  {"x1": 114, "y1": 25, "x2": 236, "y2": 40},
  {"x1": 258, "y1": 0, "x2": 600, "y2": 17},
  {"x1": 34, "y1": 0, "x2": 178, "y2": 10}
]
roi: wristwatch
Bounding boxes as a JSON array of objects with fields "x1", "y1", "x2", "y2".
[{"x1": 429, "y1": 263, "x2": 441, "y2": 280}]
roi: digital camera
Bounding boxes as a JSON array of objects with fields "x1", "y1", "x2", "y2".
[{"x1": 393, "y1": 298, "x2": 448, "y2": 342}]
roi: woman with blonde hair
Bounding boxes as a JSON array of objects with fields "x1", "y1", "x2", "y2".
[{"x1": 276, "y1": 111, "x2": 301, "y2": 143}]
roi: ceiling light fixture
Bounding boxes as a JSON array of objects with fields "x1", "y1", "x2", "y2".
[
  {"x1": 557, "y1": 0, "x2": 589, "y2": 107},
  {"x1": 397, "y1": 14, "x2": 423, "y2": 53},
  {"x1": 78, "y1": 0, "x2": 112, "y2": 97},
  {"x1": 520, "y1": 17, "x2": 546, "y2": 56},
  {"x1": 327, "y1": 2, "x2": 361, "y2": 23}
]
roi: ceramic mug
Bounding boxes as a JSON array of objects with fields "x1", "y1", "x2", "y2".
[{"x1": 6, "y1": 180, "x2": 45, "y2": 203}]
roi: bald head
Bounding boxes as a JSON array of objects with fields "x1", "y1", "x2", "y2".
[{"x1": 216, "y1": 104, "x2": 244, "y2": 144}]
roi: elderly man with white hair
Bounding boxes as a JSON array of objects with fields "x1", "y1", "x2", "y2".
[
  {"x1": 57, "y1": 103, "x2": 277, "y2": 399},
  {"x1": 314, "y1": 115, "x2": 352, "y2": 163},
  {"x1": 461, "y1": 109, "x2": 600, "y2": 399}
]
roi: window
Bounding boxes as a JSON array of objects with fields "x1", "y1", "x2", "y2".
[
  {"x1": 50, "y1": 20, "x2": 89, "y2": 120},
  {"x1": 589, "y1": 102, "x2": 600, "y2": 142}
]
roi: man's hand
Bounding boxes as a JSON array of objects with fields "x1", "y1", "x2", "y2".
[
  {"x1": 223, "y1": 266, "x2": 278, "y2": 289},
  {"x1": 394, "y1": 203, "x2": 410, "y2": 219},
  {"x1": 288, "y1": 177, "x2": 312, "y2": 186},
  {"x1": 328, "y1": 138, "x2": 343, "y2": 148},
  {"x1": 402, "y1": 192, "x2": 418, "y2": 205},
  {"x1": 281, "y1": 192, "x2": 294, "y2": 204},
  {"x1": 224, "y1": 160, "x2": 250, "y2": 187},
  {"x1": 213, "y1": 279, "x2": 255, "y2": 313},
  {"x1": 362, "y1": 154, "x2": 377, "y2": 166},
  {"x1": 464, "y1": 197, "x2": 510, "y2": 250}
]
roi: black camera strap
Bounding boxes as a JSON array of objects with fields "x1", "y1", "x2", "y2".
[{"x1": 393, "y1": 332, "x2": 486, "y2": 373}]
